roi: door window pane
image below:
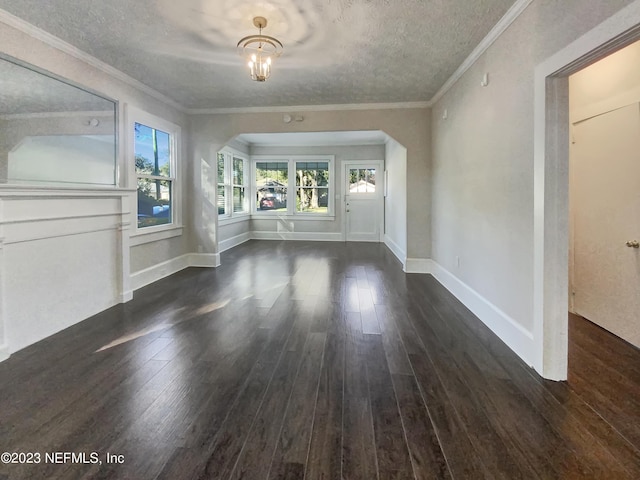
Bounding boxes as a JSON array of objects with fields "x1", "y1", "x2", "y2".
[{"x1": 349, "y1": 168, "x2": 376, "y2": 193}]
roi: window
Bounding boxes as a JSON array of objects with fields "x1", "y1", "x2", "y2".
[
  {"x1": 255, "y1": 162, "x2": 288, "y2": 212},
  {"x1": 253, "y1": 156, "x2": 333, "y2": 216},
  {"x1": 232, "y1": 156, "x2": 246, "y2": 213},
  {"x1": 217, "y1": 153, "x2": 226, "y2": 215},
  {"x1": 135, "y1": 122, "x2": 174, "y2": 229},
  {"x1": 296, "y1": 162, "x2": 329, "y2": 213},
  {"x1": 129, "y1": 106, "x2": 181, "y2": 238},
  {"x1": 217, "y1": 149, "x2": 249, "y2": 219}
]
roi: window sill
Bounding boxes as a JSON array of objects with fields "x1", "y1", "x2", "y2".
[
  {"x1": 0, "y1": 185, "x2": 134, "y2": 197},
  {"x1": 251, "y1": 214, "x2": 335, "y2": 222},
  {"x1": 219, "y1": 215, "x2": 250, "y2": 227},
  {"x1": 130, "y1": 225, "x2": 183, "y2": 246}
]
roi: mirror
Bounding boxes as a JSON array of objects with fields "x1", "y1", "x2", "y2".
[{"x1": 0, "y1": 55, "x2": 117, "y2": 186}]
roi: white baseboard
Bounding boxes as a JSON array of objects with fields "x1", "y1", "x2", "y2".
[
  {"x1": 384, "y1": 235, "x2": 407, "y2": 266},
  {"x1": 188, "y1": 253, "x2": 220, "y2": 268},
  {"x1": 429, "y1": 260, "x2": 534, "y2": 367},
  {"x1": 119, "y1": 291, "x2": 134, "y2": 303},
  {"x1": 251, "y1": 231, "x2": 343, "y2": 242},
  {"x1": 404, "y1": 258, "x2": 433, "y2": 274},
  {"x1": 0, "y1": 344, "x2": 10, "y2": 362},
  {"x1": 130, "y1": 252, "x2": 219, "y2": 291},
  {"x1": 219, "y1": 232, "x2": 252, "y2": 253},
  {"x1": 131, "y1": 255, "x2": 190, "y2": 291}
]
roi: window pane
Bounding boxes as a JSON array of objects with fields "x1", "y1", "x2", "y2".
[
  {"x1": 297, "y1": 188, "x2": 328, "y2": 213},
  {"x1": 295, "y1": 161, "x2": 329, "y2": 214},
  {"x1": 218, "y1": 185, "x2": 226, "y2": 215},
  {"x1": 135, "y1": 122, "x2": 171, "y2": 176},
  {"x1": 256, "y1": 162, "x2": 288, "y2": 211},
  {"x1": 349, "y1": 168, "x2": 376, "y2": 193},
  {"x1": 296, "y1": 162, "x2": 329, "y2": 187},
  {"x1": 137, "y1": 178, "x2": 172, "y2": 228},
  {"x1": 233, "y1": 157, "x2": 244, "y2": 185},
  {"x1": 217, "y1": 153, "x2": 225, "y2": 184},
  {"x1": 233, "y1": 186, "x2": 245, "y2": 213}
]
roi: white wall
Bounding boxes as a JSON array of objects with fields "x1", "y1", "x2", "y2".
[
  {"x1": 430, "y1": 0, "x2": 638, "y2": 369},
  {"x1": 9, "y1": 135, "x2": 115, "y2": 185},
  {"x1": 0, "y1": 113, "x2": 116, "y2": 184},
  {"x1": 189, "y1": 108, "x2": 430, "y2": 258},
  {"x1": 384, "y1": 138, "x2": 407, "y2": 265},
  {"x1": 570, "y1": 39, "x2": 640, "y2": 123},
  {"x1": 1, "y1": 190, "x2": 130, "y2": 354},
  {"x1": 0, "y1": 19, "x2": 190, "y2": 359}
]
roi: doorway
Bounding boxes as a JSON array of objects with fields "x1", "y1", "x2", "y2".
[
  {"x1": 534, "y1": 14, "x2": 640, "y2": 379},
  {"x1": 343, "y1": 160, "x2": 384, "y2": 242},
  {"x1": 569, "y1": 97, "x2": 640, "y2": 347}
]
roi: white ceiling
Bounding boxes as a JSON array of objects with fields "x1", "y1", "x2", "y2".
[{"x1": 0, "y1": 0, "x2": 517, "y2": 110}]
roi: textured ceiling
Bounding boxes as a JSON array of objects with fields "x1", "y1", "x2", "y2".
[{"x1": 0, "y1": 0, "x2": 517, "y2": 110}]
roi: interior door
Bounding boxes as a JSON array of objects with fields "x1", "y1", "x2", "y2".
[
  {"x1": 571, "y1": 102, "x2": 640, "y2": 347},
  {"x1": 344, "y1": 161, "x2": 383, "y2": 242}
]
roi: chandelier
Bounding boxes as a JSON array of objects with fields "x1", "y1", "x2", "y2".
[{"x1": 237, "y1": 16, "x2": 283, "y2": 82}]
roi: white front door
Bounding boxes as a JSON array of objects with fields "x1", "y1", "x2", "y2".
[
  {"x1": 344, "y1": 161, "x2": 384, "y2": 242},
  {"x1": 571, "y1": 102, "x2": 640, "y2": 347}
]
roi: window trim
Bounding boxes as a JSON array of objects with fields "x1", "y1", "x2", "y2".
[
  {"x1": 127, "y1": 105, "x2": 182, "y2": 239},
  {"x1": 251, "y1": 155, "x2": 334, "y2": 218},
  {"x1": 217, "y1": 147, "x2": 250, "y2": 225}
]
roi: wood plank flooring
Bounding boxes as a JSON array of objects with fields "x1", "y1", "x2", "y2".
[{"x1": 0, "y1": 240, "x2": 639, "y2": 479}]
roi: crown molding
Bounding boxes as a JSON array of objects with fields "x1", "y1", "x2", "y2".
[
  {"x1": 187, "y1": 101, "x2": 431, "y2": 115},
  {"x1": 427, "y1": 0, "x2": 533, "y2": 107},
  {"x1": 0, "y1": 8, "x2": 186, "y2": 113}
]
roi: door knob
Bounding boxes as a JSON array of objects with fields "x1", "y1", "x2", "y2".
[{"x1": 626, "y1": 240, "x2": 640, "y2": 248}]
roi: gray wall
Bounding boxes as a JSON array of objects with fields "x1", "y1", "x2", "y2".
[
  {"x1": 430, "y1": 0, "x2": 637, "y2": 334},
  {"x1": 189, "y1": 108, "x2": 430, "y2": 257}
]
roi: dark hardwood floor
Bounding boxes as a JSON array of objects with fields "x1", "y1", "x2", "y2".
[{"x1": 0, "y1": 240, "x2": 639, "y2": 479}]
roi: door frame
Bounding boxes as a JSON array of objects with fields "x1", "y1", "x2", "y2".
[
  {"x1": 534, "y1": 5, "x2": 640, "y2": 380},
  {"x1": 343, "y1": 160, "x2": 384, "y2": 242}
]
